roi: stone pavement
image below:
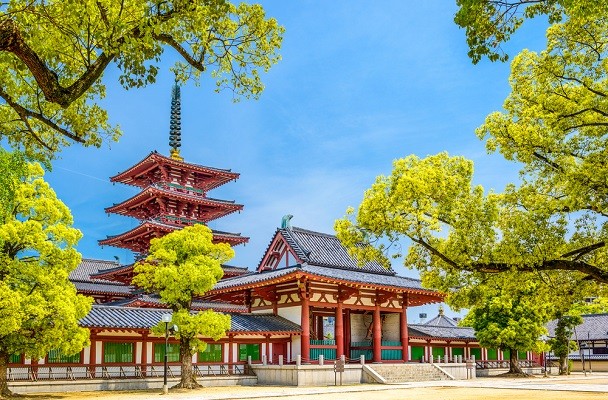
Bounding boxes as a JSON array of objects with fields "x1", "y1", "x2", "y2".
[{"x1": 161, "y1": 373, "x2": 608, "y2": 400}]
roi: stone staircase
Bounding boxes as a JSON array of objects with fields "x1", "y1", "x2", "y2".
[{"x1": 363, "y1": 363, "x2": 453, "y2": 383}]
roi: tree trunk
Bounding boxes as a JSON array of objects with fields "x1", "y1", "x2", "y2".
[
  {"x1": 0, "y1": 350, "x2": 13, "y2": 398},
  {"x1": 175, "y1": 337, "x2": 200, "y2": 389},
  {"x1": 508, "y1": 348, "x2": 524, "y2": 375},
  {"x1": 558, "y1": 354, "x2": 569, "y2": 375}
]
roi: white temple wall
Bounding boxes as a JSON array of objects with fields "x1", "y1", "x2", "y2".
[
  {"x1": 350, "y1": 314, "x2": 371, "y2": 342},
  {"x1": 382, "y1": 313, "x2": 400, "y2": 341}
]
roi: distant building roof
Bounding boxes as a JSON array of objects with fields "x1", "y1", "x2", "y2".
[
  {"x1": 69, "y1": 258, "x2": 121, "y2": 283},
  {"x1": 546, "y1": 313, "x2": 608, "y2": 341},
  {"x1": 408, "y1": 324, "x2": 477, "y2": 341},
  {"x1": 424, "y1": 306, "x2": 459, "y2": 327},
  {"x1": 80, "y1": 305, "x2": 301, "y2": 334}
]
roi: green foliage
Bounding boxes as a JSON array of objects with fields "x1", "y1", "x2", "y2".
[
  {"x1": 336, "y1": 152, "x2": 608, "y2": 296},
  {"x1": 454, "y1": 0, "x2": 607, "y2": 63},
  {"x1": 462, "y1": 275, "x2": 551, "y2": 362},
  {"x1": 133, "y1": 224, "x2": 233, "y2": 309},
  {"x1": 0, "y1": 151, "x2": 91, "y2": 395},
  {"x1": 549, "y1": 313, "x2": 582, "y2": 374},
  {"x1": 0, "y1": 0, "x2": 284, "y2": 163},
  {"x1": 133, "y1": 224, "x2": 233, "y2": 388}
]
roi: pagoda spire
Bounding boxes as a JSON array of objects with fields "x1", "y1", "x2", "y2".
[{"x1": 169, "y1": 79, "x2": 183, "y2": 161}]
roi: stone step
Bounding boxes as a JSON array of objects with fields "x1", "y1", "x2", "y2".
[{"x1": 366, "y1": 364, "x2": 451, "y2": 383}]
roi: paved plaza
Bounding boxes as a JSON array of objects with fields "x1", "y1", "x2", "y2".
[{"x1": 12, "y1": 373, "x2": 608, "y2": 400}]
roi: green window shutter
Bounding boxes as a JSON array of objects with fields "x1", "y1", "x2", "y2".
[
  {"x1": 238, "y1": 344, "x2": 260, "y2": 361},
  {"x1": 198, "y1": 343, "x2": 222, "y2": 362},
  {"x1": 154, "y1": 343, "x2": 180, "y2": 363},
  {"x1": 470, "y1": 348, "x2": 482, "y2": 360},
  {"x1": 503, "y1": 349, "x2": 510, "y2": 359},
  {"x1": 9, "y1": 354, "x2": 21, "y2": 364},
  {"x1": 410, "y1": 346, "x2": 424, "y2": 361},
  {"x1": 487, "y1": 348, "x2": 498, "y2": 360},
  {"x1": 452, "y1": 347, "x2": 465, "y2": 356},
  {"x1": 432, "y1": 347, "x2": 445, "y2": 357},
  {"x1": 104, "y1": 342, "x2": 134, "y2": 363},
  {"x1": 518, "y1": 350, "x2": 527, "y2": 360},
  {"x1": 47, "y1": 349, "x2": 81, "y2": 363}
]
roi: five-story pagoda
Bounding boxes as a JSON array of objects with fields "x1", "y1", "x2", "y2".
[{"x1": 99, "y1": 82, "x2": 249, "y2": 257}]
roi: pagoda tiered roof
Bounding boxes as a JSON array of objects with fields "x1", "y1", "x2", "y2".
[
  {"x1": 91, "y1": 260, "x2": 249, "y2": 285},
  {"x1": 104, "y1": 184, "x2": 243, "y2": 223},
  {"x1": 110, "y1": 151, "x2": 239, "y2": 192},
  {"x1": 98, "y1": 220, "x2": 249, "y2": 253}
]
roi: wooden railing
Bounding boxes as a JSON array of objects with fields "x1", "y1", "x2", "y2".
[
  {"x1": 6, "y1": 362, "x2": 253, "y2": 381},
  {"x1": 476, "y1": 360, "x2": 540, "y2": 369}
]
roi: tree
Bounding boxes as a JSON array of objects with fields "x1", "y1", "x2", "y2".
[
  {"x1": 460, "y1": 275, "x2": 552, "y2": 374},
  {"x1": 549, "y1": 313, "x2": 582, "y2": 375},
  {"x1": 0, "y1": 0, "x2": 283, "y2": 163},
  {"x1": 0, "y1": 150, "x2": 91, "y2": 398},
  {"x1": 476, "y1": 17, "x2": 608, "y2": 281},
  {"x1": 454, "y1": 0, "x2": 607, "y2": 63},
  {"x1": 132, "y1": 224, "x2": 233, "y2": 389},
  {"x1": 335, "y1": 152, "x2": 608, "y2": 284}
]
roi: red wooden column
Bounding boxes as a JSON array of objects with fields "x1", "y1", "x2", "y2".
[
  {"x1": 400, "y1": 310, "x2": 409, "y2": 362},
  {"x1": 228, "y1": 334, "x2": 234, "y2": 374},
  {"x1": 373, "y1": 303, "x2": 382, "y2": 363},
  {"x1": 141, "y1": 332, "x2": 148, "y2": 377},
  {"x1": 300, "y1": 284, "x2": 310, "y2": 362},
  {"x1": 335, "y1": 302, "x2": 344, "y2": 358},
  {"x1": 344, "y1": 308, "x2": 351, "y2": 358},
  {"x1": 89, "y1": 331, "x2": 97, "y2": 378}
]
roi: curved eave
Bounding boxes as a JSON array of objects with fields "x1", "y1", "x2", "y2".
[
  {"x1": 76, "y1": 288, "x2": 133, "y2": 296},
  {"x1": 110, "y1": 152, "x2": 240, "y2": 190},
  {"x1": 206, "y1": 269, "x2": 443, "y2": 304},
  {"x1": 90, "y1": 265, "x2": 135, "y2": 281},
  {"x1": 99, "y1": 222, "x2": 174, "y2": 247},
  {"x1": 105, "y1": 186, "x2": 243, "y2": 217}
]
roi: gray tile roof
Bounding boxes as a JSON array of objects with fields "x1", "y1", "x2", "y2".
[
  {"x1": 303, "y1": 264, "x2": 423, "y2": 290},
  {"x1": 69, "y1": 258, "x2": 121, "y2": 283},
  {"x1": 73, "y1": 281, "x2": 136, "y2": 295},
  {"x1": 80, "y1": 305, "x2": 301, "y2": 333},
  {"x1": 105, "y1": 294, "x2": 247, "y2": 312},
  {"x1": 546, "y1": 313, "x2": 608, "y2": 341},
  {"x1": 284, "y1": 227, "x2": 395, "y2": 275},
  {"x1": 211, "y1": 263, "x2": 426, "y2": 292},
  {"x1": 230, "y1": 314, "x2": 301, "y2": 333},
  {"x1": 408, "y1": 324, "x2": 477, "y2": 340},
  {"x1": 424, "y1": 314, "x2": 459, "y2": 327}
]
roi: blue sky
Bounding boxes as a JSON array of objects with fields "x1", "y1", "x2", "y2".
[{"x1": 45, "y1": 1, "x2": 547, "y2": 320}]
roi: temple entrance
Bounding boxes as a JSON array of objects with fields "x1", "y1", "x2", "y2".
[{"x1": 271, "y1": 342, "x2": 287, "y2": 364}]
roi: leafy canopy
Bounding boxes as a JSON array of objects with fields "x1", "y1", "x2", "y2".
[
  {"x1": 0, "y1": 0, "x2": 284, "y2": 163},
  {"x1": 454, "y1": 0, "x2": 607, "y2": 63},
  {"x1": 0, "y1": 150, "x2": 91, "y2": 395},
  {"x1": 335, "y1": 152, "x2": 608, "y2": 296}
]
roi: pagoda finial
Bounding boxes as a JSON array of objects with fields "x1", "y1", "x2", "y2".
[
  {"x1": 438, "y1": 305, "x2": 444, "y2": 316},
  {"x1": 169, "y1": 79, "x2": 183, "y2": 161}
]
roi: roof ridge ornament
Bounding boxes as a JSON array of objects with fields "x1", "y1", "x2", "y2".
[
  {"x1": 169, "y1": 78, "x2": 183, "y2": 161},
  {"x1": 281, "y1": 214, "x2": 293, "y2": 229}
]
